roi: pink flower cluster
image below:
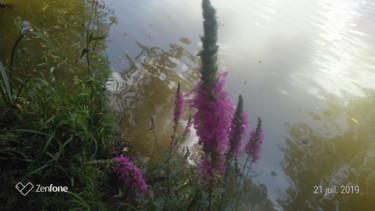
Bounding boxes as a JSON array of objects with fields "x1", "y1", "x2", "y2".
[
  {"x1": 190, "y1": 73, "x2": 234, "y2": 180},
  {"x1": 113, "y1": 154, "x2": 148, "y2": 195},
  {"x1": 190, "y1": 71, "x2": 265, "y2": 182},
  {"x1": 187, "y1": 0, "x2": 264, "y2": 185},
  {"x1": 244, "y1": 119, "x2": 264, "y2": 163},
  {"x1": 227, "y1": 96, "x2": 248, "y2": 160}
]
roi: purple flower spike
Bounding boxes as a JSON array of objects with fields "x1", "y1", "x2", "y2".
[
  {"x1": 191, "y1": 73, "x2": 234, "y2": 181},
  {"x1": 113, "y1": 154, "x2": 148, "y2": 196},
  {"x1": 227, "y1": 95, "x2": 248, "y2": 160},
  {"x1": 244, "y1": 118, "x2": 264, "y2": 163},
  {"x1": 173, "y1": 83, "x2": 184, "y2": 124}
]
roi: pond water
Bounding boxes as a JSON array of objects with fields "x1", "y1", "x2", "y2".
[
  {"x1": 0, "y1": 0, "x2": 110, "y2": 81},
  {"x1": 2, "y1": 0, "x2": 375, "y2": 210}
]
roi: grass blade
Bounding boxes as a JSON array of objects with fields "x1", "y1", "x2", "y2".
[
  {"x1": 66, "y1": 192, "x2": 90, "y2": 210},
  {"x1": 0, "y1": 62, "x2": 13, "y2": 104},
  {"x1": 0, "y1": 36, "x2": 5, "y2": 63}
]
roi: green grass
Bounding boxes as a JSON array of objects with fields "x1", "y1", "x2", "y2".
[{"x1": 0, "y1": 5, "x2": 118, "y2": 209}]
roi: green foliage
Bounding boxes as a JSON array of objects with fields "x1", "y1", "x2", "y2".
[
  {"x1": 0, "y1": 61, "x2": 12, "y2": 104},
  {"x1": 0, "y1": 2, "x2": 117, "y2": 210}
]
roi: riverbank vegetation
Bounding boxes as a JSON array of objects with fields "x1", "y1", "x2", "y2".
[
  {"x1": 1, "y1": 0, "x2": 267, "y2": 210},
  {"x1": 0, "y1": 1, "x2": 118, "y2": 209}
]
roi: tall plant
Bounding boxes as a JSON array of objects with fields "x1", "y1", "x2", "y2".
[{"x1": 189, "y1": 0, "x2": 265, "y2": 209}]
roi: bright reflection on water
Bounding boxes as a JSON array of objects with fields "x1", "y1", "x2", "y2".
[{"x1": 103, "y1": 0, "x2": 375, "y2": 209}]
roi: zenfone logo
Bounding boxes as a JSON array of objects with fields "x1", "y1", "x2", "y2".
[
  {"x1": 15, "y1": 182, "x2": 34, "y2": 196},
  {"x1": 15, "y1": 182, "x2": 69, "y2": 196}
]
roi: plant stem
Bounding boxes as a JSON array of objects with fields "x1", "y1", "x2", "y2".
[
  {"x1": 151, "y1": 128, "x2": 161, "y2": 155},
  {"x1": 234, "y1": 157, "x2": 253, "y2": 210},
  {"x1": 166, "y1": 122, "x2": 178, "y2": 201},
  {"x1": 218, "y1": 159, "x2": 232, "y2": 211},
  {"x1": 232, "y1": 154, "x2": 251, "y2": 209},
  {"x1": 208, "y1": 187, "x2": 212, "y2": 211}
]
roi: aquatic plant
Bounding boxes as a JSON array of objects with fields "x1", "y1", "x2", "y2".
[
  {"x1": 244, "y1": 118, "x2": 264, "y2": 163},
  {"x1": 191, "y1": 73, "x2": 234, "y2": 181},
  {"x1": 188, "y1": 1, "x2": 265, "y2": 210},
  {"x1": 233, "y1": 118, "x2": 264, "y2": 210},
  {"x1": 227, "y1": 95, "x2": 248, "y2": 160},
  {"x1": 191, "y1": 0, "x2": 234, "y2": 183},
  {"x1": 113, "y1": 154, "x2": 148, "y2": 196}
]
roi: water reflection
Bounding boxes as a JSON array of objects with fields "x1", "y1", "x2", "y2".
[
  {"x1": 278, "y1": 91, "x2": 375, "y2": 210},
  {"x1": 291, "y1": 0, "x2": 375, "y2": 99},
  {"x1": 106, "y1": 42, "x2": 200, "y2": 156},
  {"x1": 1, "y1": 0, "x2": 90, "y2": 51},
  {"x1": 0, "y1": 0, "x2": 112, "y2": 81}
]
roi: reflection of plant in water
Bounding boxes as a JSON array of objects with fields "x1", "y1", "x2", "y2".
[
  {"x1": 105, "y1": 38, "x2": 202, "y2": 155},
  {"x1": 278, "y1": 91, "x2": 375, "y2": 210},
  {"x1": 0, "y1": 0, "x2": 113, "y2": 82}
]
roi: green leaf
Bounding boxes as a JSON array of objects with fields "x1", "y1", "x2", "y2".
[
  {"x1": 67, "y1": 192, "x2": 90, "y2": 210},
  {"x1": 13, "y1": 129, "x2": 48, "y2": 136},
  {"x1": 0, "y1": 62, "x2": 12, "y2": 104},
  {"x1": 24, "y1": 162, "x2": 52, "y2": 178},
  {"x1": 0, "y1": 36, "x2": 5, "y2": 63}
]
